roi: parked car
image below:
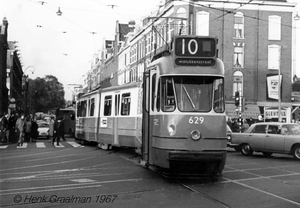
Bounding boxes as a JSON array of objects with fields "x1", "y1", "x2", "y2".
[
  {"x1": 38, "y1": 121, "x2": 49, "y2": 139},
  {"x1": 230, "y1": 122, "x2": 300, "y2": 160}
]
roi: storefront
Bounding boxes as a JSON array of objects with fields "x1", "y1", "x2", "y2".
[{"x1": 225, "y1": 103, "x2": 261, "y2": 119}]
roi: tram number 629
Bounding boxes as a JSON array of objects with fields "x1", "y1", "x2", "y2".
[{"x1": 189, "y1": 116, "x2": 204, "y2": 124}]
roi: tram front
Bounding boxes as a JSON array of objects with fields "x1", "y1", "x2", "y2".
[{"x1": 142, "y1": 36, "x2": 227, "y2": 176}]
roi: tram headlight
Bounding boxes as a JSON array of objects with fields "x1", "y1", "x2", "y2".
[{"x1": 191, "y1": 130, "x2": 201, "y2": 141}]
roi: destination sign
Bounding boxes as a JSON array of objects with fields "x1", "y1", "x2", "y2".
[
  {"x1": 173, "y1": 36, "x2": 217, "y2": 66},
  {"x1": 175, "y1": 37, "x2": 216, "y2": 57},
  {"x1": 175, "y1": 58, "x2": 215, "y2": 66}
]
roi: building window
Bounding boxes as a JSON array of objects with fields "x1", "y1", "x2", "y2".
[
  {"x1": 268, "y1": 45, "x2": 281, "y2": 70},
  {"x1": 176, "y1": 8, "x2": 187, "y2": 35},
  {"x1": 233, "y1": 43, "x2": 244, "y2": 68},
  {"x1": 233, "y1": 71, "x2": 243, "y2": 97},
  {"x1": 234, "y1": 12, "x2": 244, "y2": 39},
  {"x1": 196, "y1": 11, "x2": 209, "y2": 36},
  {"x1": 268, "y1": 15, "x2": 281, "y2": 40}
]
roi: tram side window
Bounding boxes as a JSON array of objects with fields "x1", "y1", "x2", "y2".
[
  {"x1": 81, "y1": 101, "x2": 87, "y2": 117},
  {"x1": 161, "y1": 78, "x2": 175, "y2": 112},
  {"x1": 76, "y1": 102, "x2": 81, "y2": 117},
  {"x1": 213, "y1": 78, "x2": 225, "y2": 113},
  {"x1": 89, "y1": 98, "x2": 95, "y2": 116},
  {"x1": 121, "y1": 93, "x2": 131, "y2": 116},
  {"x1": 104, "y1": 96, "x2": 112, "y2": 116}
]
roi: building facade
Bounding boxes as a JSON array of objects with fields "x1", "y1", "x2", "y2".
[
  {"x1": 0, "y1": 17, "x2": 9, "y2": 116},
  {"x1": 85, "y1": 0, "x2": 298, "y2": 122}
]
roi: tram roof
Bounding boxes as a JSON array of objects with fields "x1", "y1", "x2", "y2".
[
  {"x1": 101, "y1": 82, "x2": 141, "y2": 93},
  {"x1": 148, "y1": 55, "x2": 225, "y2": 76}
]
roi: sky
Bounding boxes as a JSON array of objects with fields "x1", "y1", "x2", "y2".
[
  {"x1": 0, "y1": 0, "x2": 299, "y2": 101},
  {"x1": 0, "y1": 0, "x2": 161, "y2": 100}
]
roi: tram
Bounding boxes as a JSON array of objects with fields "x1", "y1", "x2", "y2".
[{"x1": 76, "y1": 35, "x2": 227, "y2": 176}]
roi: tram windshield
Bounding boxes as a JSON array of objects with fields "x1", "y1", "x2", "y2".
[{"x1": 160, "y1": 76, "x2": 224, "y2": 113}]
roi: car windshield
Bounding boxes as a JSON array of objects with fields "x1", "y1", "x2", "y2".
[
  {"x1": 38, "y1": 123, "x2": 49, "y2": 128},
  {"x1": 283, "y1": 124, "x2": 300, "y2": 135}
]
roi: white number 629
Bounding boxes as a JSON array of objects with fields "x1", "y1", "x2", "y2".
[{"x1": 189, "y1": 116, "x2": 204, "y2": 124}]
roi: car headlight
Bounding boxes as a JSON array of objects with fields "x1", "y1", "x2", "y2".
[{"x1": 191, "y1": 130, "x2": 201, "y2": 141}]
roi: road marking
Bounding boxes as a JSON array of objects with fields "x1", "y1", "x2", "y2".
[
  {"x1": 0, "y1": 178, "x2": 142, "y2": 196},
  {"x1": 54, "y1": 143, "x2": 64, "y2": 148},
  {"x1": 16, "y1": 143, "x2": 27, "y2": 148},
  {"x1": 0, "y1": 156, "x2": 96, "y2": 172},
  {"x1": 70, "y1": 179, "x2": 97, "y2": 183},
  {"x1": 36, "y1": 142, "x2": 46, "y2": 148},
  {"x1": 0, "y1": 145, "x2": 8, "y2": 149},
  {"x1": 67, "y1": 141, "x2": 83, "y2": 148},
  {"x1": 223, "y1": 176, "x2": 300, "y2": 207}
]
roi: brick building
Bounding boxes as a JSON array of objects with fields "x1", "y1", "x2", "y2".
[{"x1": 86, "y1": 0, "x2": 298, "y2": 122}]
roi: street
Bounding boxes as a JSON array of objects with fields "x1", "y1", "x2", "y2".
[{"x1": 1, "y1": 137, "x2": 300, "y2": 208}]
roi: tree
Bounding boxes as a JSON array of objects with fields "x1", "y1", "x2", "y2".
[{"x1": 29, "y1": 75, "x2": 65, "y2": 113}]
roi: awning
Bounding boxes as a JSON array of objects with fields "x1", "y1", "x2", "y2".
[{"x1": 225, "y1": 104, "x2": 261, "y2": 119}]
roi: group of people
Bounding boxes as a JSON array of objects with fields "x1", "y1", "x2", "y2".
[
  {"x1": 0, "y1": 112, "x2": 38, "y2": 146},
  {"x1": 48, "y1": 116, "x2": 65, "y2": 146},
  {"x1": 0, "y1": 112, "x2": 65, "y2": 146},
  {"x1": 227, "y1": 117, "x2": 255, "y2": 132}
]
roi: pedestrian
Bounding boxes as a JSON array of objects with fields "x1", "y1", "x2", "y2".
[
  {"x1": 59, "y1": 116, "x2": 66, "y2": 141},
  {"x1": 49, "y1": 116, "x2": 55, "y2": 143},
  {"x1": 239, "y1": 119, "x2": 249, "y2": 132},
  {"x1": 0, "y1": 114, "x2": 4, "y2": 143},
  {"x1": 31, "y1": 117, "x2": 38, "y2": 142},
  {"x1": 0, "y1": 113, "x2": 9, "y2": 143},
  {"x1": 54, "y1": 117, "x2": 60, "y2": 146},
  {"x1": 8, "y1": 112, "x2": 16, "y2": 143},
  {"x1": 15, "y1": 113, "x2": 25, "y2": 146},
  {"x1": 24, "y1": 117, "x2": 32, "y2": 142}
]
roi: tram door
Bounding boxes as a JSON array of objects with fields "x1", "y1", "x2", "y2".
[
  {"x1": 113, "y1": 92, "x2": 120, "y2": 145},
  {"x1": 142, "y1": 69, "x2": 156, "y2": 165}
]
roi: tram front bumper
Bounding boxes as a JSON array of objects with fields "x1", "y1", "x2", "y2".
[{"x1": 168, "y1": 151, "x2": 227, "y2": 175}]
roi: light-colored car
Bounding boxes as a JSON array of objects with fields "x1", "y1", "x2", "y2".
[
  {"x1": 38, "y1": 121, "x2": 49, "y2": 139},
  {"x1": 230, "y1": 122, "x2": 300, "y2": 160}
]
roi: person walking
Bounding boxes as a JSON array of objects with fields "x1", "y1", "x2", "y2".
[
  {"x1": 54, "y1": 117, "x2": 60, "y2": 146},
  {"x1": 1, "y1": 113, "x2": 10, "y2": 143},
  {"x1": 24, "y1": 117, "x2": 32, "y2": 142},
  {"x1": 59, "y1": 116, "x2": 66, "y2": 141},
  {"x1": 49, "y1": 116, "x2": 55, "y2": 144},
  {"x1": 8, "y1": 112, "x2": 16, "y2": 143},
  {"x1": 31, "y1": 117, "x2": 38, "y2": 142},
  {"x1": 15, "y1": 113, "x2": 25, "y2": 146}
]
